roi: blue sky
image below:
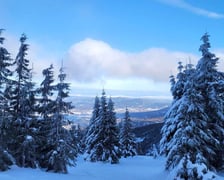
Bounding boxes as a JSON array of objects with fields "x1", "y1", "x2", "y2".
[{"x1": 1, "y1": 0, "x2": 224, "y2": 96}]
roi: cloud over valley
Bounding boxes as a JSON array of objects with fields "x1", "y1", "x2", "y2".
[{"x1": 66, "y1": 38, "x2": 199, "y2": 83}]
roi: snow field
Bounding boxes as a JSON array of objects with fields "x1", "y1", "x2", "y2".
[
  {"x1": 0, "y1": 155, "x2": 223, "y2": 180},
  {"x1": 0, "y1": 156, "x2": 167, "y2": 180}
]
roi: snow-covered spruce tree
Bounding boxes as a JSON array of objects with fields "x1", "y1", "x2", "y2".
[
  {"x1": 16, "y1": 68, "x2": 38, "y2": 169},
  {"x1": 147, "y1": 144, "x2": 159, "y2": 158},
  {"x1": 84, "y1": 96, "x2": 100, "y2": 154},
  {"x1": 120, "y1": 107, "x2": 137, "y2": 158},
  {"x1": 88, "y1": 90, "x2": 120, "y2": 164},
  {"x1": 195, "y1": 33, "x2": 224, "y2": 170},
  {"x1": 37, "y1": 64, "x2": 55, "y2": 118},
  {"x1": 70, "y1": 124, "x2": 84, "y2": 154},
  {"x1": 43, "y1": 64, "x2": 76, "y2": 173},
  {"x1": 104, "y1": 97, "x2": 121, "y2": 163},
  {"x1": 160, "y1": 33, "x2": 223, "y2": 179},
  {"x1": 169, "y1": 78, "x2": 215, "y2": 179},
  {"x1": 0, "y1": 29, "x2": 14, "y2": 171},
  {"x1": 0, "y1": 29, "x2": 14, "y2": 120},
  {"x1": 36, "y1": 64, "x2": 56, "y2": 169},
  {"x1": 7, "y1": 34, "x2": 37, "y2": 168},
  {"x1": 160, "y1": 61, "x2": 195, "y2": 157}
]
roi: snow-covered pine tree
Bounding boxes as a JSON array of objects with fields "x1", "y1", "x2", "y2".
[
  {"x1": 43, "y1": 64, "x2": 76, "y2": 173},
  {"x1": 16, "y1": 67, "x2": 38, "y2": 169},
  {"x1": 70, "y1": 124, "x2": 83, "y2": 154},
  {"x1": 77, "y1": 124, "x2": 85, "y2": 153},
  {"x1": 36, "y1": 64, "x2": 56, "y2": 169},
  {"x1": 152, "y1": 144, "x2": 159, "y2": 159},
  {"x1": 88, "y1": 90, "x2": 120, "y2": 164},
  {"x1": 160, "y1": 60, "x2": 196, "y2": 156},
  {"x1": 160, "y1": 62, "x2": 193, "y2": 152},
  {"x1": 195, "y1": 33, "x2": 224, "y2": 170},
  {"x1": 169, "y1": 78, "x2": 214, "y2": 179},
  {"x1": 160, "y1": 33, "x2": 223, "y2": 179},
  {"x1": 0, "y1": 29, "x2": 14, "y2": 118},
  {"x1": 37, "y1": 64, "x2": 55, "y2": 118},
  {"x1": 120, "y1": 107, "x2": 137, "y2": 158},
  {"x1": 104, "y1": 97, "x2": 120, "y2": 163},
  {"x1": 7, "y1": 34, "x2": 37, "y2": 168},
  {"x1": 10, "y1": 34, "x2": 31, "y2": 117},
  {"x1": 21, "y1": 67, "x2": 39, "y2": 169},
  {"x1": 160, "y1": 61, "x2": 192, "y2": 157},
  {"x1": 84, "y1": 96, "x2": 100, "y2": 154},
  {"x1": 0, "y1": 29, "x2": 14, "y2": 171}
]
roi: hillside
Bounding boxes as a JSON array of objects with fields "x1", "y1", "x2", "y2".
[
  {"x1": 133, "y1": 123, "x2": 164, "y2": 154},
  {"x1": 126, "y1": 107, "x2": 168, "y2": 127},
  {"x1": 70, "y1": 95, "x2": 170, "y2": 127}
]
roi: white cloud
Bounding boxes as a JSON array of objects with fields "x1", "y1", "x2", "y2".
[
  {"x1": 158, "y1": 0, "x2": 224, "y2": 19},
  {"x1": 65, "y1": 38, "x2": 199, "y2": 83},
  {"x1": 5, "y1": 32, "x2": 223, "y2": 94},
  {"x1": 214, "y1": 49, "x2": 224, "y2": 71}
]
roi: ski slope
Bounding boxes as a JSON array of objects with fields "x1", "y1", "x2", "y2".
[{"x1": 0, "y1": 155, "x2": 222, "y2": 180}]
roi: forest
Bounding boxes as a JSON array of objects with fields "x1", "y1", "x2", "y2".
[
  {"x1": 0, "y1": 29, "x2": 137, "y2": 174},
  {"x1": 0, "y1": 29, "x2": 224, "y2": 179}
]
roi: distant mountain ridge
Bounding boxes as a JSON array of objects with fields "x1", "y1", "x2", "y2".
[
  {"x1": 117, "y1": 107, "x2": 168, "y2": 127},
  {"x1": 68, "y1": 95, "x2": 169, "y2": 155},
  {"x1": 70, "y1": 106, "x2": 168, "y2": 128},
  {"x1": 69, "y1": 95, "x2": 170, "y2": 128},
  {"x1": 129, "y1": 107, "x2": 169, "y2": 119}
]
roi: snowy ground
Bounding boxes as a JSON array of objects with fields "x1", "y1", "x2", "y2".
[{"x1": 0, "y1": 156, "x2": 223, "y2": 180}]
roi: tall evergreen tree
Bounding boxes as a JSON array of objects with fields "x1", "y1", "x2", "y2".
[
  {"x1": 0, "y1": 29, "x2": 14, "y2": 171},
  {"x1": 160, "y1": 33, "x2": 223, "y2": 179},
  {"x1": 7, "y1": 34, "x2": 37, "y2": 168},
  {"x1": 76, "y1": 124, "x2": 84, "y2": 153},
  {"x1": 87, "y1": 90, "x2": 120, "y2": 164},
  {"x1": 39, "y1": 64, "x2": 76, "y2": 173},
  {"x1": 36, "y1": 64, "x2": 56, "y2": 169},
  {"x1": 10, "y1": 34, "x2": 31, "y2": 117},
  {"x1": 38, "y1": 65, "x2": 78, "y2": 173},
  {"x1": 160, "y1": 62, "x2": 189, "y2": 155},
  {"x1": 120, "y1": 107, "x2": 137, "y2": 158},
  {"x1": 85, "y1": 96, "x2": 100, "y2": 154},
  {"x1": 37, "y1": 64, "x2": 55, "y2": 118},
  {"x1": 104, "y1": 97, "x2": 120, "y2": 163},
  {"x1": 164, "y1": 78, "x2": 215, "y2": 179},
  {"x1": 160, "y1": 60, "x2": 196, "y2": 156},
  {"x1": 19, "y1": 67, "x2": 39, "y2": 169},
  {"x1": 70, "y1": 124, "x2": 83, "y2": 154},
  {"x1": 0, "y1": 29, "x2": 14, "y2": 118},
  {"x1": 195, "y1": 33, "x2": 224, "y2": 169}
]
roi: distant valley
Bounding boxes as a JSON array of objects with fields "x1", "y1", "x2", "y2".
[{"x1": 68, "y1": 95, "x2": 171, "y2": 128}]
